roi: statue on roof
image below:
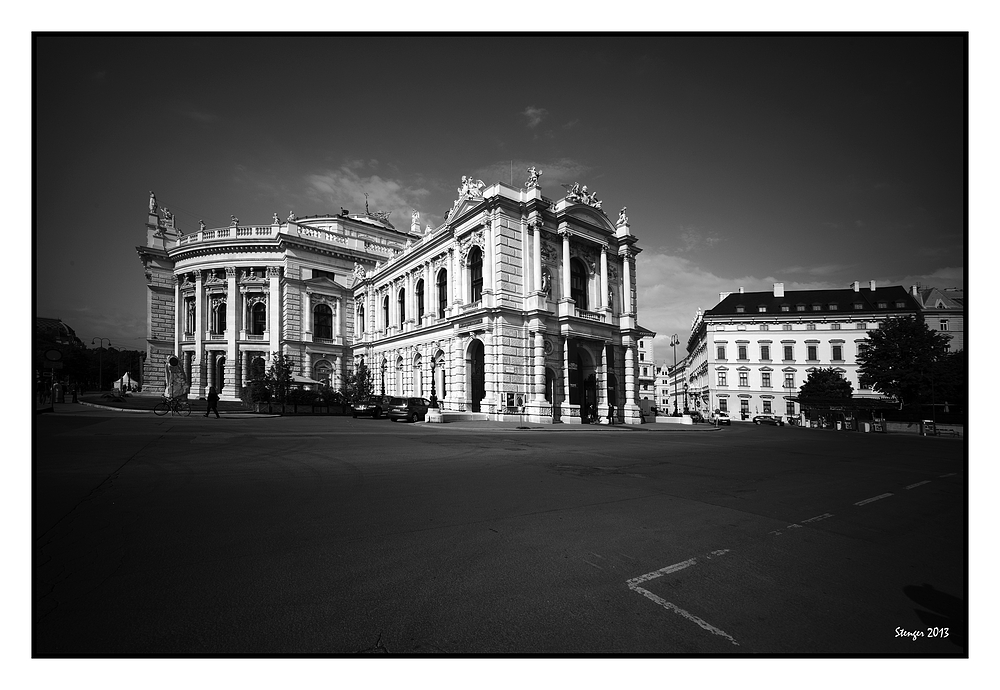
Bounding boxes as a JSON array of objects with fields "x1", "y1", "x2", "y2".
[
  {"x1": 525, "y1": 166, "x2": 542, "y2": 189},
  {"x1": 148, "y1": 191, "x2": 158, "y2": 213},
  {"x1": 564, "y1": 182, "x2": 582, "y2": 201},
  {"x1": 288, "y1": 210, "x2": 296, "y2": 222},
  {"x1": 199, "y1": 220, "x2": 206, "y2": 232},
  {"x1": 272, "y1": 212, "x2": 280, "y2": 225},
  {"x1": 617, "y1": 206, "x2": 629, "y2": 226},
  {"x1": 354, "y1": 262, "x2": 367, "y2": 280},
  {"x1": 459, "y1": 175, "x2": 485, "y2": 198},
  {"x1": 161, "y1": 207, "x2": 173, "y2": 221},
  {"x1": 230, "y1": 215, "x2": 239, "y2": 227}
]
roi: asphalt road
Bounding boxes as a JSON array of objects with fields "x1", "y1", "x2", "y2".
[{"x1": 33, "y1": 407, "x2": 966, "y2": 655}]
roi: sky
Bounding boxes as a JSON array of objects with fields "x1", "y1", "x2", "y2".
[{"x1": 33, "y1": 34, "x2": 966, "y2": 361}]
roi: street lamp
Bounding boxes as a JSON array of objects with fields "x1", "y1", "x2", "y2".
[
  {"x1": 429, "y1": 356, "x2": 438, "y2": 408},
  {"x1": 91, "y1": 337, "x2": 111, "y2": 391},
  {"x1": 669, "y1": 334, "x2": 680, "y2": 416}
]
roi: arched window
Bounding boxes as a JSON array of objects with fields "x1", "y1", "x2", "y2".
[
  {"x1": 436, "y1": 354, "x2": 447, "y2": 399},
  {"x1": 437, "y1": 269, "x2": 448, "y2": 318},
  {"x1": 396, "y1": 355, "x2": 404, "y2": 394},
  {"x1": 211, "y1": 301, "x2": 227, "y2": 334},
  {"x1": 415, "y1": 279, "x2": 425, "y2": 323},
  {"x1": 382, "y1": 295, "x2": 389, "y2": 332},
  {"x1": 184, "y1": 298, "x2": 196, "y2": 335},
  {"x1": 571, "y1": 258, "x2": 588, "y2": 310},
  {"x1": 251, "y1": 356, "x2": 266, "y2": 380},
  {"x1": 397, "y1": 288, "x2": 406, "y2": 326},
  {"x1": 357, "y1": 304, "x2": 365, "y2": 332},
  {"x1": 251, "y1": 302, "x2": 266, "y2": 335},
  {"x1": 314, "y1": 303, "x2": 333, "y2": 339},
  {"x1": 413, "y1": 353, "x2": 422, "y2": 396},
  {"x1": 469, "y1": 247, "x2": 483, "y2": 303}
]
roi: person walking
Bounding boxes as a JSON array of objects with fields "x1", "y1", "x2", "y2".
[{"x1": 205, "y1": 386, "x2": 220, "y2": 418}]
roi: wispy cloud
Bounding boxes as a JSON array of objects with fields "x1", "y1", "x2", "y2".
[
  {"x1": 778, "y1": 263, "x2": 855, "y2": 277},
  {"x1": 522, "y1": 106, "x2": 548, "y2": 128},
  {"x1": 304, "y1": 164, "x2": 431, "y2": 228},
  {"x1": 673, "y1": 226, "x2": 723, "y2": 253},
  {"x1": 175, "y1": 105, "x2": 220, "y2": 123}
]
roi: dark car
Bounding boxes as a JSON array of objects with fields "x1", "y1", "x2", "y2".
[
  {"x1": 753, "y1": 414, "x2": 784, "y2": 426},
  {"x1": 388, "y1": 397, "x2": 430, "y2": 423},
  {"x1": 351, "y1": 395, "x2": 394, "y2": 418}
]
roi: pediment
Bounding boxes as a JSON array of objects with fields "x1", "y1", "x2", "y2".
[
  {"x1": 447, "y1": 195, "x2": 486, "y2": 225},
  {"x1": 304, "y1": 276, "x2": 350, "y2": 294},
  {"x1": 565, "y1": 205, "x2": 615, "y2": 232}
]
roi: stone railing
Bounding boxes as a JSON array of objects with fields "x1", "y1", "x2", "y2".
[{"x1": 575, "y1": 308, "x2": 605, "y2": 322}]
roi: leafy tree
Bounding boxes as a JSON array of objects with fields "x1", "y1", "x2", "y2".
[
  {"x1": 265, "y1": 354, "x2": 296, "y2": 404},
  {"x1": 340, "y1": 359, "x2": 374, "y2": 404},
  {"x1": 857, "y1": 316, "x2": 951, "y2": 408},
  {"x1": 798, "y1": 367, "x2": 854, "y2": 403}
]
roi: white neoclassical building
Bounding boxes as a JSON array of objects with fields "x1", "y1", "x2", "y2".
[{"x1": 137, "y1": 173, "x2": 656, "y2": 423}]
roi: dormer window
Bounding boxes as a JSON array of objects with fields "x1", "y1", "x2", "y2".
[
  {"x1": 781, "y1": 304, "x2": 790, "y2": 312},
  {"x1": 758, "y1": 306, "x2": 767, "y2": 313},
  {"x1": 853, "y1": 302, "x2": 863, "y2": 309},
  {"x1": 812, "y1": 304, "x2": 822, "y2": 311},
  {"x1": 895, "y1": 301, "x2": 906, "y2": 308},
  {"x1": 735, "y1": 305, "x2": 745, "y2": 313},
  {"x1": 828, "y1": 304, "x2": 838, "y2": 311},
  {"x1": 877, "y1": 301, "x2": 887, "y2": 309},
  {"x1": 796, "y1": 305, "x2": 806, "y2": 312}
]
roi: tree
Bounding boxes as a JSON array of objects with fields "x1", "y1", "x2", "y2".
[
  {"x1": 857, "y1": 316, "x2": 951, "y2": 408},
  {"x1": 340, "y1": 359, "x2": 374, "y2": 404},
  {"x1": 265, "y1": 354, "x2": 296, "y2": 404},
  {"x1": 798, "y1": 367, "x2": 854, "y2": 403}
]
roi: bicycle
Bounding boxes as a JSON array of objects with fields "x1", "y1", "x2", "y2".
[{"x1": 154, "y1": 396, "x2": 192, "y2": 416}]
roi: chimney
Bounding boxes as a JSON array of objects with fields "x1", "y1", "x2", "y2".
[
  {"x1": 869, "y1": 280, "x2": 877, "y2": 291},
  {"x1": 852, "y1": 281, "x2": 860, "y2": 292},
  {"x1": 738, "y1": 286, "x2": 744, "y2": 294},
  {"x1": 910, "y1": 284, "x2": 919, "y2": 296},
  {"x1": 773, "y1": 282, "x2": 784, "y2": 297},
  {"x1": 719, "y1": 291, "x2": 731, "y2": 303}
]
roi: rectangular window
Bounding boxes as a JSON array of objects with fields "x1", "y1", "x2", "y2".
[
  {"x1": 717, "y1": 346, "x2": 726, "y2": 360},
  {"x1": 640, "y1": 352, "x2": 645, "y2": 361},
  {"x1": 760, "y1": 345, "x2": 770, "y2": 360},
  {"x1": 184, "y1": 298, "x2": 196, "y2": 335},
  {"x1": 739, "y1": 372, "x2": 748, "y2": 387},
  {"x1": 828, "y1": 304, "x2": 838, "y2": 311},
  {"x1": 797, "y1": 305, "x2": 806, "y2": 312},
  {"x1": 718, "y1": 372, "x2": 727, "y2": 386},
  {"x1": 939, "y1": 320, "x2": 949, "y2": 331},
  {"x1": 831, "y1": 323, "x2": 841, "y2": 330},
  {"x1": 758, "y1": 306, "x2": 766, "y2": 313},
  {"x1": 719, "y1": 399, "x2": 728, "y2": 412},
  {"x1": 783, "y1": 345, "x2": 793, "y2": 360},
  {"x1": 784, "y1": 373, "x2": 795, "y2": 389},
  {"x1": 856, "y1": 322, "x2": 866, "y2": 330},
  {"x1": 806, "y1": 324, "x2": 817, "y2": 330},
  {"x1": 762, "y1": 372, "x2": 771, "y2": 387},
  {"x1": 738, "y1": 345, "x2": 747, "y2": 360},
  {"x1": 832, "y1": 345, "x2": 843, "y2": 361},
  {"x1": 760, "y1": 324, "x2": 769, "y2": 331},
  {"x1": 740, "y1": 399, "x2": 750, "y2": 414},
  {"x1": 786, "y1": 401, "x2": 796, "y2": 416},
  {"x1": 763, "y1": 400, "x2": 772, "y2": 414},
  {"x1": 781, "y1": 305, "x2": 790, "y2": 312},
  {"x1": 807, "y1": 345, "x2": 818, "y2": 360}
]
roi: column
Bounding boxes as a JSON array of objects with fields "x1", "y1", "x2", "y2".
[
  {"x1": 460, "y1": 249, "x2": 469, "y2": 304},
  {"x1": 334, "y1": 298, "x2": 341, "y2": 338},
  {"x1": 599, "y1": 343, "x2": 609, "y2": 423},
  {"x1": 268, "y1": 266, "x2": 281, "y2": 357},
  {"x1": 484, "y1": 216, "x2": 494, "y2": 295},
  {"x1": 424, "y1": 261, "x2": 432, "y2": 322},
  {"x1": 622, "y1": 250, "x2": 633, "y2": 314},
  {"x1": 174, "y1": 275, "x2": 182, "y2": 356},
  {"x1": 561, "y1": 230, "x2": 571, "y2": 301},
  {"x1": 532, "y1": 222, "x2": 542, "y2": 294},
  {"x1": 562, "y1": 336, "x2": 573, "y2": 423},
  {"x1": 600, "y1": 244, "x2": 609, "y2": 311},
  {"x1": 533, "y1": 331, "x2": 545, "y2": 401},
  {"x1": 303, "y1": 290, "x2": 312, "y2": 339},
  {"x1": 194, "y1": 271, "x2": 205, "y2": 395}
]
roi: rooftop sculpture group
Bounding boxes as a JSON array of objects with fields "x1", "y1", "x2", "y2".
[
  {"x1": 564, "y1": 182, "x2": 602, "y2": 209},
  {"x1": 525, "y1": 166, "x2": 542, "y2": 189}
]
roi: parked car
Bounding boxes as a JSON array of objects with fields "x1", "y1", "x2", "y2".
[
  {"x1": 752, "y1": 414, "x2": 784, "y2": 426},
  {"x1": 351, "y1": 395, "x2": 394, "y2": 418},
  {"x1": 688, "y1": 411, "x2": 706, "y2": 423},
  {"x1": 710, "y1": 411, "x2": 731, "y2": 425},
  {"x1": 388, "y1": 397, "x2": 431, "y2": 423}
]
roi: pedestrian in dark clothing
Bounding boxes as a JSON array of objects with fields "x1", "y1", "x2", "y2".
[{"x1": 205, "y1": 386, "x2": 220, "y2": 418}]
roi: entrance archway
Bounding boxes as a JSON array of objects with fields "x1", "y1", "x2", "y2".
[
  {"x1": 216, "y1": 356, "x2": 226, "y2": 393},
  {"x1": 467, "y1": 339, "x2": 485, "y2": 412}
]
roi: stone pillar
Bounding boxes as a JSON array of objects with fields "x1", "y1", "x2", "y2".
[
  {"x1": 303, "y1": 290, "x2": 312, "y2": 340},
  {"x1": 622, "y1": 340, "x2": 642, "y2": 424},
  {"x1": 533, "y1": 332, "x2": 546, "y2": 401},
  {"x1": 484, "y1": 216, "x2": 494, "y2": 298},
  {"x1": 622, "y1": 251, "x2": 633, "y2": 314},
  {"x1": 334, "y1": 298, "x2": 341, "y2": 338},
  {"x1": 561, "y1": 229, "x2": 572, "y2": 301},
  {"x1": 424, "y1": 261, "x2": 432, "y2": 322},
  {"x1": 452, "y1": 336, "x2": 465, "y2": 411},
  {"x1": 599, "y1": 343, "x2": 609, "y2": 423},
  {"x1": 268, "y1": 266, "x2": 281, "y2": 357},
  {"x1": 600, "y1": 244, "x2": 609, "y2": 311},
  {"x1": 174, "y1": 275, "x2": 182, "y2": 357},
  {"x1": 532, "y1": 222, "x2": 542, "y2": 294},
  {"x1": 194, "y1": 271, "x2": 205, "y2": 396},
  {"x1": 226, "y1": 267, "x2": 239, "y2": 398}
]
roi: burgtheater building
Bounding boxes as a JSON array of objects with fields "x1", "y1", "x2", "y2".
[{"x1": 137, "y1": 172, "x2": 655, "y2": 423}]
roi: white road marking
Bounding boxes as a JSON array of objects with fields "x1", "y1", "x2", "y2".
[
  {"x1": 939, "y1": 473, "x2": 956, "y2": 478},
  {"x1": 801, "y1": 513, "x2": 834, "y2": 524},
  {"x1": 905, "y1": 480, "x2": 931, "y2": 490},
  {"x1": 630, "y1": 585, "x2": 740, "y2": 646},
  {"x1": 626, "y1": 550, "x2": 739, "y2": 646},
  {"x1": 855, "y1": 492, "x2": 894, "y2": 506}
]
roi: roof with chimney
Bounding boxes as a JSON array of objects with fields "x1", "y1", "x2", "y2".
[{"x1": 705, "y1": 283, "x2": 921, "y2": 317}]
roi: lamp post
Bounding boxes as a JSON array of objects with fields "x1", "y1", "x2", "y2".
[
  {"x1": 669, "y1": 334, "x2": 680, "y2": 416},
  {"x1": 429, "y1": 356, "x2": 438, "y2": 408},
  {"x1": 91, "y1": 337, "x2": 111, "y2": 391}
]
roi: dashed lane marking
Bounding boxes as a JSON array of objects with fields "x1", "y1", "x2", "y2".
[
  {"x1": 905, "y1": 480, "x2": 931, "y2": 490},
  {"x1": 939, "y1": 473, "x2": 957, "y2": 478},
  {"x1": 626, "y1": 550, "x2": 739, "y2": 646},
  {"x1": 854, "y1": 492, "x2": 894, "y2": 506}
]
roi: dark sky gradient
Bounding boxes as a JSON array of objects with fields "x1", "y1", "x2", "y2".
[{"x1": 34, "y1": 34, "x2": 966, "y2": 357}]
